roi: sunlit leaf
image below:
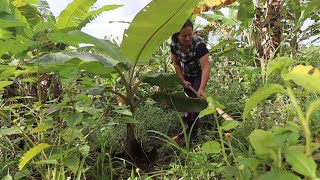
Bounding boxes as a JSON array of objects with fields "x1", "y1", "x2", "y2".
[
  {"x1": 249, "y1": 129, "x2": 276, "y2": 155},
  {"x1": 79, "y1": 145, "x2": 90, "y2": 157},
  {"x1": 121, "y1": 0, "x2": 200, "y2": 63},
  {"x1": 0, "y1": 81, "x2": 13, "y2": 90},
  {"x1": 11, "y1": 0, "x2": 42, "y2": 27},
  {"x1": 19, "y1": 143, "x2": 51, "y2": 170},
  {"x1": 2, "y1": 174, "x2": 13, "y2": 180},
  {"x1": 0, "y1": 127, "x2": 22, "y2": 137},
  {"x1": 283, "y1": 65, "x2": 320, "y2": 93},
  {"x1": 0, "y1": 11, "x2": 26, "y2": 28},
  {"x1": 259, "y1": 170, "x2": 301, "y2": 180},
  {"x1": 243, "y1": 84, "x2": 285, "y2": 120},
  {"x1": 267, "y1": 57, "x2": 295, "y2": 77},
  {"x1": 77, "y1": 5, "x2": 123, "y2": 29},
  {"x1": 221, "y1": 121, "x2": 240, "y2": 131},
  {"x1": 30, "y1": 125, "x2": 54, "y2": 134},
  {"x1": 48, "y1": 31, "x2": 127, "y2": 64},
  {"x1": 202, "y1": 141, "x2": 221, "y2": 154},
  {"x1": 56, "y1": 0, "x2": 96, "y2": 30},
  {"x1": 306, "y1": 99, "x2": 320, "y2": 122},
  {"x1": 284, "y1": 148, "x2": 317, "y2": 178}
]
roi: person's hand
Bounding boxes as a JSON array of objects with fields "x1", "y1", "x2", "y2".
[
  {"x1": 182, "y1": 80, "x2": 191, "y2": 88},
  {"x1": 197, "y1": 88, "x2": 206, "y2": 98}
]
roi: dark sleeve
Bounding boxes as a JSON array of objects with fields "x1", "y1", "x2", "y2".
[
  {"x1": 170, "y1": 44, "x2": 177, "y2": 56},
  {"x1": 195, "y1": 43, "x2": 208, "y2": 59}
]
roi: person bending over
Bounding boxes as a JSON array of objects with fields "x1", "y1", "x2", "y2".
[{"x1": 170, "y1": 19, "x2": 210, "y2": 140}]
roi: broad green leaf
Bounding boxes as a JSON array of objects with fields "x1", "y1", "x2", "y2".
[
  {"x1": 284, "y1": 148, "x2": 317, "y2": 178},
  {"x1": 2, "y1": 174, "x2": 13, "y2": 180},
  {"x1": 258, "y1": 170, "x2": 301, "y2": 180},
  {"x1": 48, "y1": 31, "x2": 127, "y2": 64},
  {"x1": 238, "y1": 157, "x2": 260, "y2": 172},
  {"x1": 142, "y1": 73, "x2": 181, "y2": 89},
  {"x1": 56, "y1": 0, "x2": 96, "y2": 30},
  {"x1": 120, "y1": 0, "x2": 200, "y2": 63},
  {"x1": 79, "y1": 145, "x2": 90, "y2": 157},
  {"x1": 272, "y1": 127, "x2": 299, "y2": 146},
  {"x1": 202, "y1": 141, "x2": 221, "y2": 154},
  {"x1": 221, "y1": 121, "x2": 240, "y2": 131},
  {"x1": 30, "y1": 125, "x2": 54, "y2": 134},
  {"x1": 0, "y1": 11, "x2": 26, "y2": 28},
  {"x1": 237, "y1": 1, "x2": 254, "y2": 26},
  {"x1": 65, "y1": 113, "x2": 83, "y2": 128},
  {"x1": 306, "y1": 99, "x2": 320, "y2": 122},
  {"x1": 118, "y1": 116, "x2": 141, "y2": 124},
  {"x1": 267, "y1": 57, "x2": 295, "y2": 77},
  {"x1": 198, "y1": 96, "x2": 224, "y2": 118},
  {"x1": 11, "y1": 0, "x2": 42, "y2": 27},
  {"x1": 0, "y1": 69, "x2": 15, "y2": 79},
  {"x1": 77, "y1": 5, "x2": 123, "y2": 29},
  {"x1": 249, "y1": 129, "x2": 276, "y2": 155},
  {"x1": 19, "y1": 143, "x2": 51, "y2": 170},
  {"x1": 0, "y1": 39, "x2": 30, "y2": 55},
  {"x1": 14, "y1": 169, "x2": 31, "y2": 180},
  {"x1": 62, "y1": 128, "x2": 84, "y2": 142},
  {"x1": 198, "y1": 105, "x2": 215, "y2": 118},
  {"x1": 283, "y1": 65, "x2": 320, "y2": 93},
  {"x1": 63, "y1": 155, "x2": 79, "y2": 174},
  {"x1": 151, "y1": 91, "x2": 208, "y2": 112},
  {"x1": 34, "y1": 52, "x2": 123, "y2": 76},
  {"x1": 243, "y1": 84, "x2": 285, "y2": 120},
  {"x1": 0, "y1": 28, "x2": 14, "y2": 38},
  {"x1": 0, "y1": 81, "x2": 13, "y2": 90},
  {"x1": 0, "y1": 0, "x2": 10, "y2": 13}
]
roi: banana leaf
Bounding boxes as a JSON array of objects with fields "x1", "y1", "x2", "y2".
[
  {"x1": 142, "y1": 73, "x2": 181, "y2": 89},
  {"x1": 151, "y1": 91, "x2": 208, "y2": 112},
  {"x1": 120, "y1": 0, "x2": 200, "y2": 63}
]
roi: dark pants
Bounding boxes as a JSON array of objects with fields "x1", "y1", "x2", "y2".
[{"x1": 183, "y1": 74, "x2": 201, "y2": 132}]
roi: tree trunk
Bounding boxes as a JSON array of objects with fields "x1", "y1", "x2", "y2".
[{"x1": 252, "y1": 0, "x2": 282, "y2": 64}]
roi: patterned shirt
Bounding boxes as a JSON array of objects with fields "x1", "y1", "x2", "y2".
[{"x1": 171, "y1": 35, "x2": 208, "y2": 77}]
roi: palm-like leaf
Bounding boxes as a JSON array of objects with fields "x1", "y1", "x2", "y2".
[
  {"x1": 56, "y1": 0, "x2": 96, "y2": 30},
  {"x1": 120, "y1": 0, "x2": 200, "y2": 64},
  {"x1": 0, "y1": 11, "x2": 26, "y2": 28},
  {"x1": 77, "y1": 5, "x2": 123, "y2": 30},
  {"x1": 11, "y1": 0, "x2": 43, "y2": 27}
]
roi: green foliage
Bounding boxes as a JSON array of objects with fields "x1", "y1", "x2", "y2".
[
  {"x1": 282, "y1": 65, "x2": 320, "y2": 94},
  {"x1": 202, "y1": 141, "x2": 221, "y2": 154},
  {"x1": 243, "y1": 84, "x2": 285, "y2": 120},
  {"x1": 56, "y1": 0, "x2": 97, "y2": 30},
  {"x1": 284, "y1": 148, "x2": 317, "y2": 179},
  {"x1": 120, "y1": 0, "x2": 200, "y2": 63},
  {"x1": 0, "y1": 11, "x2": 26, "y2": 28},
  {"x1": 19, "y1": 143, "x2": 51, "y2": 170},
  {"x1": 258, "y1": 171, "x2": 301, "y2": 180},
  {"x1": 141, "y1": 73, "x2": 181, "y2": 89},
  {"x1": 151, "y1": 91, "x2": 208, "y2": 112}
]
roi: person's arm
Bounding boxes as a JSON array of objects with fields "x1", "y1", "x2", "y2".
[
  {"x1": 171, "y1": 53, "x2": 191, "y2": 87},
  {"x1": 198, "y1": 53, "x2": 210, "y2": 97}
]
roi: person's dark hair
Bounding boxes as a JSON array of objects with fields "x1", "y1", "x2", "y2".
[{"x1": 171, "y1": 19, "x2": 194, "y2": 43}]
